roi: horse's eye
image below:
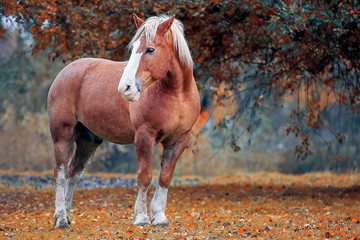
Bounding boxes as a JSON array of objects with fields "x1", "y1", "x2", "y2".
[{"x1": 145, "y1": 48, "x2": 155, "y2": 55}]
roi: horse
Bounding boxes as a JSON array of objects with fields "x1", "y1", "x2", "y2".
[{"x1": 47, "y1": 14, "x2": 200, "y2": 229}]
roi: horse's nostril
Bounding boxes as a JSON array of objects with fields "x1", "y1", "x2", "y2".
[
  {"x1": 135, "y1": 80, "x2": 141, "y2": 93},
  {"x1": 125, "y1": 85, "x2": 131, "y2": 92}
]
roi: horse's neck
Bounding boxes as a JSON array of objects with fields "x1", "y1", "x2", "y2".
[{"x1": 160, "y1": 62, "x2": 193, "y2": 94}]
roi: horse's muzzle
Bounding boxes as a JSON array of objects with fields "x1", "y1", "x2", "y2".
[
  {"x1": 121, "y1": 91, "x2": 140, "y2": 102},
  {"x1": 118, "y1": 79, "x2": 141, "y2": 102}
]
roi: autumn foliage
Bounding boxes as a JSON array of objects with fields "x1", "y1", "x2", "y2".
[{"x1": 1, "y1": 0, "x2": 360, "y2": 158}]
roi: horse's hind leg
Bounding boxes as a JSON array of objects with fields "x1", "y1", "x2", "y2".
[
  {"x1": 65, "y1": 123, "x2": 102, "y2": 223},
  {"x1": 51, "y1": 120, "x2": 102, "y2": 229},
  {"x1": 150, "y1": 131, "x2": 191, "y2": 226},
  {"x1": 51, "y1": 119, "x2": 76, "y2": 229}
]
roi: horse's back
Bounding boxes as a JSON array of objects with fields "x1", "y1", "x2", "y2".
[
  {"x1": 48, "y1": 58, "x2": 135, "y2": 144},
  {"x1": 48, "y1": 58, "x2": 113, "y2": 108}
]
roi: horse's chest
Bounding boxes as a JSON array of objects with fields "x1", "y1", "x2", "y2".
[
  {"x1": 131, "y1": 95, "x2": 198, "y2": 141},
  {"x1": 151, "y1": 107, "x2": 192, "y2": 144}
]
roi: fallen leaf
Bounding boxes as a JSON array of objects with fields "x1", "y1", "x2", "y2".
[
  {"x1": 238, "y1": 229, "x2": 244, "y2": 234},
  {"x1": 279, "y1": 210, "x2": 286, "y2": 218}
]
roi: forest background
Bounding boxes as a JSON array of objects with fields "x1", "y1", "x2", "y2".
[{"x1": 0, "y1": 0, "x2": 360, "y2": 179}]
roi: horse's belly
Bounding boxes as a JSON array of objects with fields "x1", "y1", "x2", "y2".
[{"x1": 80, "y1": 115, "x2": 135, "y2": 144}]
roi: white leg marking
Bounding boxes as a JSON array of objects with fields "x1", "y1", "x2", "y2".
[
  {"x1": 133, "y1": 187, "x2": 150, "y2": 225},
  {"x1": 118, "y1": 38, "x2": 142, "y2": 101},
  {"x1": 54, "y1": 165, "x2": 70, "y2": 229},
  {"x1": 65, "y1": 172, "x2": 82, "y2": 217},
  {"x1": 150, "y1": 183, "x2": 169, "y2": 226}
]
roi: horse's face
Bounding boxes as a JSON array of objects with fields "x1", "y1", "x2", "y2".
[
  {"x1": 118, "y1": 16, "x2": 175, "y2": 102},
  {"x1": 136, "y1": 33, "x2": 174, "y2": 89}
]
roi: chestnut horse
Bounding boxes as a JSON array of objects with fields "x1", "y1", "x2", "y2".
[{"x1": 47, "y1": 14, "x2": 200, "y2": 229}]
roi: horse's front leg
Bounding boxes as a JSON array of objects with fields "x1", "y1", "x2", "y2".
[
  {"x1": 133, "y1": 127, "x2": 156, "y2": 225},
  {"x1": 150, "y1": 131, "x2": 190, "y2": 226}
]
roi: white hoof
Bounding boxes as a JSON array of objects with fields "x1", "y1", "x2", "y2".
[
  {"x1": 151, "y1": 213, "x2": 169, "y2": 226},
  {"x1": 133, "y1": 213, "x2": 151, "y2": 225}
]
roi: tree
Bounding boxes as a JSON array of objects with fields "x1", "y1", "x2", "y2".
[{"x1": 1, "y1": 0, "x2": 359, "y2": 159}]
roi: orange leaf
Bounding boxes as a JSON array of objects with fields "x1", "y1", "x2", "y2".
[
  {"x1": 54, "y1": 229, "x2": 61, "y2": 233},
  {"x1": 238, "y1": 229, "x2": 244, "y2": 234},
  {"x1": 31, "y1": 26, "x2": 37, "y2": 34},
  {"x1": 279, "y1": 210, "x2": 285, "y2": 218},
  {"x1": 197, "y1": 56, "x2": 205, "y2": 63},
  {"x1": 49, "y1": 6, "x2": 56, "y2": 12}
]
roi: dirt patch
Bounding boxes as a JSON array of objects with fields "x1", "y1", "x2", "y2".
[{"x1": 1, "y1": 172, "x2": 360, "y2": 239}]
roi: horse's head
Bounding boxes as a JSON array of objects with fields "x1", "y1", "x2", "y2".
[{"x1": 118, "y1": 14, "x2": 181, "y2": 102}]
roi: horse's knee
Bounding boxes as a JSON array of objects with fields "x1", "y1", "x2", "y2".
[{"x1": 137, "y1": 168, "x2": 152, "y2": 189}]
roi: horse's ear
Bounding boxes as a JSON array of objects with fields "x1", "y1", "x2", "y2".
[
  {"x1": 133, "y1": 13, "x2": 144, "y2": 28},
  {"x1": 156, "y1": 15, "x2": 175, "y2": 36}
]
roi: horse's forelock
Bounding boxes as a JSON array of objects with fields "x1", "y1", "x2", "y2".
[{"x1": 128, "y1": 15, "x2": 193, "y2": 67}]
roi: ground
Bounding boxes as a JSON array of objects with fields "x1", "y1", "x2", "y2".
[{"x1": 1, "y1": 172, "x2": 360, "y2": 239}]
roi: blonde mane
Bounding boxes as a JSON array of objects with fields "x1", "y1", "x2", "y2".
[{"x1": 128, "y1": 15, "x2": 193, "y2": 67}]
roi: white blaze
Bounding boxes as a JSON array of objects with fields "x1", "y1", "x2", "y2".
[{"x1": 118, "y1": 38, "x2": 142, "y2": 101}]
